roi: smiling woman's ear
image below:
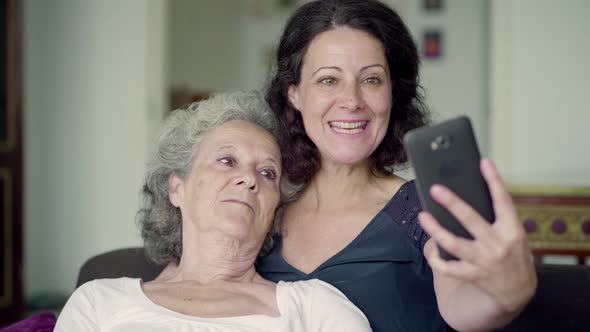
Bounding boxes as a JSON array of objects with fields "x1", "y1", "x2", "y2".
[
  {"x1": 168, "y1": 173, "x2": 184, "y2": 207},
  {"x1": 288, "y1": 85, "x2": 301, "y2": 112}
]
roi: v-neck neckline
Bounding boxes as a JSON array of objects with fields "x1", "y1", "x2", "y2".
[{"x1": 275, "y1": 181, "x2": 412, "y2": 277}]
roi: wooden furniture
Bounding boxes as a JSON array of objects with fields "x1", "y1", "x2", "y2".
[
  {"x1": 0, "y1": 0, "x2": 24, "y2": 327},
  {"x1": 169, "y1": 88, "x2": 210, "y2": 111},
  {"x1": 510, "y1": 186, "x2": 590, "y2": 265}
]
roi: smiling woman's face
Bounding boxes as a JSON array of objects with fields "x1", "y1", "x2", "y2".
[
  {"x1": 288, "y1": 26, "x2": 392, "y2": 167},
  {"x1": 169, "y1": 120, "x2": 281, "y2": 246}
]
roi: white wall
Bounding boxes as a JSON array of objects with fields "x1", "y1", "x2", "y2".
[
  {"x1": 402, "y1": 0, "x2": 490, "y2": 153},
  {"x1": 491, "y1": 0, "x2": 590, "y2": 185},
  {"x1": 168, "y1": 0, "x2": 242, "y2": 92},
  {"x1": 24, "y1": 0, "x2": 167, "y2": 296},
  {"x1": 167, "y1": 0, "x2": 295, "y2": 93},
  {"x1": 235, "y1": 6, "x2": 292, "y2": 91}
]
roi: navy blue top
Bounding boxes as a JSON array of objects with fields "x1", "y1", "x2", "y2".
[{"x1": 257, "y1": 181, "x2": 448, "y2": 331}]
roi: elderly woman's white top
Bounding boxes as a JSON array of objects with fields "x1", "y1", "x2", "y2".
[{"x1": 54, "y1": 278, "x2": 371, "y2": 332}]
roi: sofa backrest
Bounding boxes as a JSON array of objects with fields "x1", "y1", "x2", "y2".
[
  {"x1": 77, "y1": 247, "x2": 164, "y2": 287},
  {"x1": 499, "y1": 263, "x2": 590, "y2": 331},
  {"x1": 77, "y1": 248, "x2": 590, "y2": 330}
]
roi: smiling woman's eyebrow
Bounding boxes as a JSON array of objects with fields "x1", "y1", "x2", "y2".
[
  {"x1": 312, "y1": 64, "x2": 388, "y2": 77},
  {"x1": 311, "y1": 66, "x2": 342, "y2": 77},
  {"x1": 360, "y1": 64, "x2": 388, "y2": 72}
]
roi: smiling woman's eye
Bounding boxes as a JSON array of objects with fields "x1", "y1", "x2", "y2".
[
  {"x1": 318, "y1": 77, "x2": 337, "y2": 86},
  {"x1": 363, "y1": 76, "x2": 382, "y2": 85},
  {"x1": 259, "y1": 168, "x2": 277, "y2": 180},
  {"x1": 218, "y1": 157, "x2": 235, "y2": 167}
]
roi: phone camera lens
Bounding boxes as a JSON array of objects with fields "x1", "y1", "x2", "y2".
[{"x1": 433, "y1": 136, "x2": 451, "y2": 149}]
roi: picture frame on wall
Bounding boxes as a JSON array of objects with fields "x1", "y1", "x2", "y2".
[
  {"x1": 422, "y1": 30, "x2": 443, "y2": 60},
  {"x1": 423, "y1": 0, "x2": 443, "y2": 12}
]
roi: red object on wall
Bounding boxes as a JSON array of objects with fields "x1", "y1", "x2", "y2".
[{"x1": 422, "y1": 30, "x2": 442, "y2": 59}]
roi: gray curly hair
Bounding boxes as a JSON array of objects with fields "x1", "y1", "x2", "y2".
[{"x1": 137, "y1": 91, "x2": 279, "y2": 265}]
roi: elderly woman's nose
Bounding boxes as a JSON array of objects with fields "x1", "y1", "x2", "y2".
[{"x1": 234, "y1": 170, "x2": 258, "y2": 192}]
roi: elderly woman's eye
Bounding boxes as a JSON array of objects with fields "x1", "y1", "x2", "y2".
[
  {"x1": 218, "y1": 157, "x2": 235, "y2": 167},
  {"x1": 260, "y1": 169, "x2": 277, "y2": 180}
]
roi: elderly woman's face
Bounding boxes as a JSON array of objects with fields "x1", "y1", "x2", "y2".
[{"x1": 169, "y1": 120, "x2": 281, "y2": 245}]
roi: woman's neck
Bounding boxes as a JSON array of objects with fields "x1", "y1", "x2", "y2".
[
  {"x1": 301, "y1": 159, "x2": 383, "y2": 210},
  {"x1": 163, "y1": 225, "x2": 263, "y2": 285}
]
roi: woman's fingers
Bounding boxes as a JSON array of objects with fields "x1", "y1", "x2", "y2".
[
  {"x1": 480, "y1": 159, "x2": 523, "y2": 236},
  {"x1": 419, "y1": 212, "x2": 481, "y2": 263},
  {"x1": 429, "y1": 184, "x2": 497, "y2": 247},
  {"x1": 423, "y1": 159, "x2": 537, "y2": 315},
  {"x1": 480, "y1": 159, "x2": 514, "y2": 217},
  {"x1": 425, "y1": 241, "x2": 483, "y2": 282}
]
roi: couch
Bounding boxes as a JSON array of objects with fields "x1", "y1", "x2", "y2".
[{"x1": 77, "y1": 247, "x2": 590, "y2": 331}]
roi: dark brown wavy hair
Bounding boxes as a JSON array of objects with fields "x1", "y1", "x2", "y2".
[{"x1": 266, "y1": 0, "x2": 429, "y2": 186}]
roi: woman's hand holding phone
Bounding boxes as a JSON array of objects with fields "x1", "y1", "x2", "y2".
[{"x1": 419, "y1": 159, "x2": 537, "y2": 321}]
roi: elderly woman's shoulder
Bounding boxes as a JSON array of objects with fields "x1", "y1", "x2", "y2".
[
  {"x1": 70, "y1": 277, "x2": 140, "y2": 305},
  {"x1": 55, "y1": 278, "x2": 143, "y2": 331},
  {"x1": 79, "y1": 277, "x2": 137, "y2": 291},
  {"x1": 281, "y1": 279, "x2": 371, "y2": 331}
]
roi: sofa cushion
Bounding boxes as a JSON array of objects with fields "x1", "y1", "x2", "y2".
[
  {"x1": 0, "y1": 311, "x2": 56, "y2": 332},
  {"x1": 499, "y1": 264, "x2": 590, "y2": 331}
]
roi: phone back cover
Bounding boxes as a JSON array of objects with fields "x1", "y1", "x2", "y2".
[{"x1": 404, "y1": 116, "x2": 495, "y2": 242}]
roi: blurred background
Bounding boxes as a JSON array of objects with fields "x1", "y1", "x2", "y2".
[{"x1": 1, "y1": 0, "x2": 589, "y2": 325}]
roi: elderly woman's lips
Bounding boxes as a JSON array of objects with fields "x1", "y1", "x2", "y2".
[{"x1": 222, "y1": 199, "x2": 254, "y2": 211}]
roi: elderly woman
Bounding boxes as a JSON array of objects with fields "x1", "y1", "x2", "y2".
[{"x1": 54, "y1": 91, "x2": 371, "y2": 331}]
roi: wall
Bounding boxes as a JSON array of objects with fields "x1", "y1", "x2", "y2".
[
  {"x1": 168, "y1": 0, "x2": 242, "y2": 92},
  {"x1": 24, "y1": 0, "x2": 167, "y2": 296},
  {"x1": 235, "y1": 5, "x2": 292, "y2": 91},
  {"x1": 402, "y1": 0, "x2": 490, "y2": 153},
  {"x1": 491, "y1": 0, "x2": 590, "y2": 185},
  {"x1": 167, "y1": 0, "x2": 296, "y2": 93}
]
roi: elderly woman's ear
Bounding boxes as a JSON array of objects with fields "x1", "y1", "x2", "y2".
[{"x1": 168, "y1": 173, "x2": 184, "y2": 208}]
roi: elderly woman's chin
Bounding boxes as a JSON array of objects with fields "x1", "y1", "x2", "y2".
[{"x1": 214, "y1": 209, "x2": 267, "y2": 243}]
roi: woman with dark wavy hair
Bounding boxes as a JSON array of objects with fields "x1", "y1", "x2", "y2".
[{"x1": 258, "y1": 1, "x2": 536, "y2": 331}]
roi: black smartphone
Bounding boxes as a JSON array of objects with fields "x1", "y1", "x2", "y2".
[{"x1": 403, "y1": 116, "x2": 495, "y2": 260}]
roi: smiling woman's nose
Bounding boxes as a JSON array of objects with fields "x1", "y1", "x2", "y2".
[{"x1": 340, "y1": 83, "x2": 362, "y2": 111}]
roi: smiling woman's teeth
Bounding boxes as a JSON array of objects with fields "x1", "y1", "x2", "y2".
[
  {"x1": 329, "y1": 121, "x2": 367, "y2": 134},
  {"x1": 333, "y1": 127, "x2": 363, "y2": 134}
]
